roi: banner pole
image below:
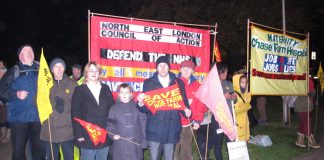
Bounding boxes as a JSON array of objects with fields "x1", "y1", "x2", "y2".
[
  {"x1": 246, "y1": 19, "x2": 250, "y2": 92},
  {"x1": 88, "y1": 10, "x2": 91, "y2": 62},
  {"x1": 307, "y1": 32, "x2": 310, "y2": 151}
]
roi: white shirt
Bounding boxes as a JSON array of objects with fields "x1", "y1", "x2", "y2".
[{"x1": 87, "y1": 82, "x2": 102, "y2": 105}]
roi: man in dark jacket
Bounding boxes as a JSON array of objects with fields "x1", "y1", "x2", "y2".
[
  {"x1": 2, "y1": 45, "x2": 46, "y2": 160},
  {"x1": 137, "y1": 56, "x2": 191, "y2": 160}
]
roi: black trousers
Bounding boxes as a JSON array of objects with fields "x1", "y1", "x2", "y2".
[{"x1": 11, "y1": 122, "x2": 46, "y2": 160}]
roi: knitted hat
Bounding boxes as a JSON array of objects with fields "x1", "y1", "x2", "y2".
[
  {"x1": 50, "y1": 58, "x2": 66, "y2": 71},
  {"x1": 180, "y1": 60, "x2": 195, "y2": 69},
  {"x1": 156, "y1": 56, "x2": 170, "y2": 69},
  {"x1": 17, "y1": 44, "x2": 34, "y2": 57},
  {"x1": 71, "y1": 64, "x2": 82, "y2": 70}
]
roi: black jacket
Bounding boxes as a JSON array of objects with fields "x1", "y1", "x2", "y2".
[
  {"x1": 71, "y1": 83, "x2": 115, "y2": 149},
  {"x1": 137, "y1": 71, "x2": 190, "y2": 144}
]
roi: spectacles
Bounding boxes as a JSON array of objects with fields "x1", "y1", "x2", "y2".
[{"x1": 88, "y1": 70, "x2": 99, "y2": 74}]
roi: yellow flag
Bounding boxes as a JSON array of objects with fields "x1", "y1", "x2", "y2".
[
  {"x1": 317, "y1": 62, "x2": 324, "y2": 94},
  {"x1": 37, "y1": 49, "x2": 53, "y2": 124}
]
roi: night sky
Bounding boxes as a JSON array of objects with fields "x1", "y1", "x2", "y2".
[{"x1": 0, "y1": 0, "x2": 323, "y2": 74}]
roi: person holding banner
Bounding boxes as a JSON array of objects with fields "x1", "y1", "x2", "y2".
[
  {"x1": 210, "y1": 62, "x2": 236, "y2": 160},
  {"x1": 136, "y1": 56, "x2": 191, "y2": 160},
  {"x1": 174, "y1": 60, "x2": 207, "y2": 160},
  {"x1": 71, "y1": 61, "x2": 115, "y2": 160},
  {"x1": 107, "y1": 83, "x2": 147, "y2": 160},
  {"x1": 232, "y1": 74, "x2": 251, "y2": 141},
  {"x1": 294, "y1": 78, "x2": 320, "y2": 149},
  {"x1": 0, "y1": 45, "x2": 46, "y2": 160},
  {"x1": 40, "y1": 58, "x2": 78, "y2": 160}
]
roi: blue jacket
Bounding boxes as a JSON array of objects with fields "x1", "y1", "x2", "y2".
[
  {"x1": 137, "y1": 71, "x2": 189, "y2": 144},
  {"x1": 6, "y1": 62, "x2": 39, "y2": 122}
]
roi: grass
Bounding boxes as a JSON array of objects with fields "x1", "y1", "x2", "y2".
[{"x1": 143, "y1": 96, "x2": 314, "y2": 160}]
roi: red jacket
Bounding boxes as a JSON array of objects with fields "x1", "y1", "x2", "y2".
[{"x1": 180, "y1": 77, "x2": 208, "y2": 126}]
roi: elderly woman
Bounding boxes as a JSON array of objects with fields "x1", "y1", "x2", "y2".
[{"x1": 71, "y1": 61, "x2": 115, "y2": 160}]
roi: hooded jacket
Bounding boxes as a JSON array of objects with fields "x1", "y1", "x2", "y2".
[{"x1": 233, "y1": 74, "x2": 251, "y2": 141}]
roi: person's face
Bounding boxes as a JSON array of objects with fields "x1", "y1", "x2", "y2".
[
  {"x1": 219, "y1": 69, "x2": 228, "y2": 80},
  {"x1": 157, "y1": 63, "x2": 169, "y2": 77},
  {"x1": 180, "y1": 67, "x2": 194, "y2": 80},
  {"x1": 52, "y1": 63, "x2": 65, "y2": 80},
  {"x1": 118, "y1": 87, "x2": 132, "y2": 103},
  {"x1": 240, "y1": 77, "x2": 247, "y2": 89},
  {"x1": 19, "y1": 46, "x2": 34, "y2": 66},
  {"x1": 72, "y1": 68, "x2": 81, "y2": 78},
  {"x1": 86, "y1": 64, "x2": 99, "y2": 82}
]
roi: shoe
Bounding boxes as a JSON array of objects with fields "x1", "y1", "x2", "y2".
[
  {"x1": 307, "y1": 134, "x2": 320, "y2": 149},
  {"x1": 295, "y1": 132, "x2": 306, "y2": 148},
  {"x1": 258, "y1": 120, "x2": 269, "y2": 125}
]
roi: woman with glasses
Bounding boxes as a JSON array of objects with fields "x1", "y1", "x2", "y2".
[{"x1": 71, "y1": 61, "x2": 115, "y2": 160}]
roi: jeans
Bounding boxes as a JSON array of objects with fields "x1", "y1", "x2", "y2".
[
  {"x1": 44, "y1": 140, "x2": 74, "y2": 160},
  {"x1": 80, "y1": 146, "x2": 109, "y2": 160},
  {"x1": 11, "y1": 122, "x2": 46, "y2": 160},
  {"x1": 174, "y1": 126, "x2": 193, "y2": 160},
  {"x1": 148, "y1": 141, "x2": 175, "y2": 160}
]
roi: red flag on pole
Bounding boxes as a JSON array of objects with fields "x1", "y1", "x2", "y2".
[
  {"x1": 195, "y1": 65, "x2": 236, "y2": 141},
  {"x1": 73, "y1": 118, "x2": 108, "y2": 146},
  {"x1": 213, "y1": 40, "x2": 222, "y2": 62}
]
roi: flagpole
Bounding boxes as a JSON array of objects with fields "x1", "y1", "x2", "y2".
[
  {"x1": 212, "y1": 23, "x2": 218, "y2": 64},
  {"x1": 107, "y1": 132, "x2": 141, "y2": 146},
  {"x1": 204, "y1": 111, "x2": 211, "y2": 160},
  {"x1": 187, "y1": 117, "x2": 203, "y2": 160},
  {"x1": 48, "y1": 118, "x2": 55, "y2": 160}
]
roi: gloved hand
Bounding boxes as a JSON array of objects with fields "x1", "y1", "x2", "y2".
[{"x1": 54, "y1": 96, "x2": 65, "y2": 113}]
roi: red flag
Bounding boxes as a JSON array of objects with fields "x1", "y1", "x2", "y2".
[
  {"x1": 213, "y1": 40, "x2": 222, "y2": 62},
  {"x1": 74, "y1": 118, "x2": 108, "y2": 146},
  {"x1": 195, "y1": 65, "x2": 237, "y2": 141},
  {"x1": 143, "y1": 83, "x2": 186, "y2": 114}
]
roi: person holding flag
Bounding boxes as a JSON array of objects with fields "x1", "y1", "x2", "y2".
[
  {"x1": 136, "y1": 56, "x2": 191, "y2": 160},
  {"x1": 0, "y1": 45, "x2": 46, "y2": 160},
  {"x1": 174, "y1": 60, "x2": 207, "y2": 160},
  {"x1": 40, "y1": 58, "x2": 78, "y2": 160},
  {"x1": 71, "y1": 61, "x2": 115, "y2": 160}
]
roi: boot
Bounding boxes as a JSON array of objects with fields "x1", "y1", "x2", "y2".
[
  {"x1": 295, "y1": 132, "x2": 306, "y2": 148},
  {"x1": 307, "y1": 134, "x2": 320, "y2": 149},
  {"x1": 1, "y1": 128, "x2": 10, "y2": 143},
  {"x1": 0, "y1": 127, "x2": 5, "y2": 141}
]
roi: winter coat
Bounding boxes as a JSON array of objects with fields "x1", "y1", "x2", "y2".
[
  {"x1": 107, "y1": 100, "x2": 147, "y2": 160},
  {"x1": 5, "y1": 62, "x2": 40, "y2": 123},
  {"x1": 233, "y1": 74, "x2": 251, "y2": 141},
  {"x1": 137, "y1": 71, "x2": 190, "y2": 144},
  {"x1": 179, "y1": 76, "x2": 207, "y2": 126},
  {"x1": 40, "y1": 75, "x2": 78, "y2": 142},
  {"x1": 71, "y1": 83, "x2": 115, "y2": 149},
  {"x1": 294, "y1": 79, "x2": 316, "y2": 112}
]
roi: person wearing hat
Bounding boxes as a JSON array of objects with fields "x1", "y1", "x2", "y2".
[
  {"x1": 0, "y1": 44, "x2": 46, "y2": 160},
  {"x1": 174, "y1": 60, "x2": 207, "y2": 160},
  {"x1": 40, "y1": 58, "x2": 78, "y2": 160},
  {"x1": 136, "y1": 56, "x2": 191, "y2": 160},
  {"x1": 70, "y1": 64, "x2": 84, "y2": 85}
]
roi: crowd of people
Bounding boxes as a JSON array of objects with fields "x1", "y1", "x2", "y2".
[{"x1": 0, "y1": 44, "x2": 321, "y2": 160}]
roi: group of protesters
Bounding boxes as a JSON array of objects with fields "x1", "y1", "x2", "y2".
[{"x1": 0, "y1": 44, "x2": 320, "y2": 160}]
